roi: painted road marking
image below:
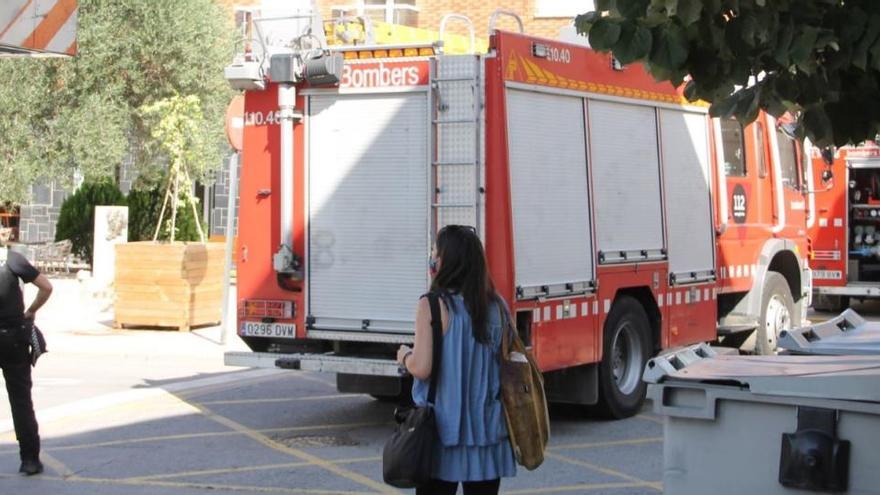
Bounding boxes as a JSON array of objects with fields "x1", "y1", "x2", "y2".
[
  {"x1": 3, "y1": 420, "x2": 389, "y2": 454},
  {"x1": 635, "y1": 413, "x2": 664, "y2": 425},
  {"x1": 198, "y1": 393, "x2": 362, "y2": 406},
  {"x1": 193, "y1": 401, "x2": 399, "y2": 494},
  {"x1": 0, "y1": 368, "x2": 286, "y2": 434},
  {"x1": 545, "y1": 451, "x2": 663, "y2": 492},
  {"x1": 505, "y1": 481, "x2": 663, "y2": 494},
  {"x1": 126, "y1": 456, "x2": 381, "y2": 482},
  {"x1": 549, "y1": 436, "x2": 663, "y2": 451},
  {"x1": 0, "y1": 473, "x2": 375, "y2": 494}
]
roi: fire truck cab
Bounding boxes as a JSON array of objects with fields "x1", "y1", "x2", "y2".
[{"x1": 224, "y1": 9, "x2": 810, "y2": 418}]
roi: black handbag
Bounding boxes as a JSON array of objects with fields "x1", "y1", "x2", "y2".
[{"x1": 382, "y1": 291, "x2": 443, "y2": 488}]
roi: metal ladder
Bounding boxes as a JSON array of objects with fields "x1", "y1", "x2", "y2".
[{"x1": 430, "y1": 53, "x2": 483, "y2": 237}]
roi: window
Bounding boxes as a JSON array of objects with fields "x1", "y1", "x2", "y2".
[
  {"x1": 332, "y1": 1, "x2": 418, "y2": 27},
  {"x1": 721, "y1": 118, "x2": 747, "y2": 177},
  {"x1": 777, "y1": 127, "x2": 800, "y2": 190},
  {"x1": 535, "y1": 0, "x2": 593, "y2": 18},
  {"x1": 755, "y1": 122, "x2": 767, "y2": 178}
]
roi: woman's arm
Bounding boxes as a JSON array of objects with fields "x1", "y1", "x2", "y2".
[{"x1": 397, "y1": 297, "x2": 434, "y2": 380}]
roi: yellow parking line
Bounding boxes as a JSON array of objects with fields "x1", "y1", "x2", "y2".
[
  {"x1": 35, "y1": 420, "x2": 387, "y2": 453},
  {"x1": 194, "y1": 402, "x2": 398, "y2": 494},
  {"x1": 42, "y1": 450, "x2": 77, "y2": 478},
  {"x1": 504, "y1": 481, "x2": 661, "y2": 494},
  {"x1": 0, "y1": 472, "x2": 374, "y2": 494},
  {"x1": 126, "y1": 456, "x2": 381, "y2": 482},
  {"x1": 549, "y1": 436, "x2": 663, "y2": 451},
  {"x1": 635, "y1": 413, "x2": 664, "y2": 425},
  {"x1": 200, "y1": 393, "x2": 362, "y2": 406},
  {"x1": 545, "y1": 451, "x2": 663, "y2": 492},
  {"x1": 176, "y1": 371, "x2": 325, "y2": 400}
]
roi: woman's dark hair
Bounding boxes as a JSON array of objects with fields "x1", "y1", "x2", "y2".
[{"x1": 431, "y1": 225, "x2": 497, "y2": 344}]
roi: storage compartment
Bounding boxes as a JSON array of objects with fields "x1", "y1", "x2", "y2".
[
  {"x1": 307, "y1": 92, "x2": 429, "y2": 333},
  {"x1": 847, "y1": 167, "x2": 880, "y2": 282}
]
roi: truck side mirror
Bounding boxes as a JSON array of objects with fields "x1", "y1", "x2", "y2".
[{"x1": 821, "y1": 147, "x2": 835, "y2": 165}]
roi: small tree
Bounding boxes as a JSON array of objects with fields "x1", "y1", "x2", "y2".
[
  {"x1": 127, "y1": 186, "x2": 203, "y2": 242},
  {"x1": 140, "y1": 94, "x2": 210, "y2": 243}
]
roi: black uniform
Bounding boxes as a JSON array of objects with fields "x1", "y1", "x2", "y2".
[{"x1": 0, "y1": 250, "x2": 40, "y2": 465}]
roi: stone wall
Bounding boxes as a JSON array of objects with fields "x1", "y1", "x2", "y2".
[
  {"x1": 18, "y1": 181, "x2": 69, "y2": 243},
  {"x1": 210, "y1": 155, "x2": 240, "y2": 237}
]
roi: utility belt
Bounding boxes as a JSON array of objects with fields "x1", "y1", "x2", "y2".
[{"x1": 0, "y1": 319, "x2": 30, "y2": 346}]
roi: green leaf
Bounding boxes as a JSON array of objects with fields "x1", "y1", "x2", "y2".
[
  {"x1": 709, "y1": 93, "x2": 740, "y2": 120},
  {"x1": 617, "y1": 0, "x2": 650, "y2": 19},
  {"x1": 597, "y1": 0, "x2": 617, "y2": 12},
  {"x1": 683, "y1": 79, "x2": 699, "y2": 101},
  {"x1": 675, "y1": 0, "x2": 703, "y2": 25},
  {"x1": 735, "y1": 86, "x2": 762, "y2": 125},
  {"x1": 803, "y1": 105, "x2": 834, "y2": 147},
  {"x1": 773, "y1": 21, "x2": 795, "y2": 66},
  {"x1": 575, "y1": 12, "x2": 602, "y2": 35},
  {"x1": 649, "y1": 22, "x2": 690, "y2": 69},
  {"x1": 589, "y1": 18, "x2": 624, "y2": 51},
  {"x1": 612, "y1": 22, "x2": 654, "y2": 64},
  {"x1": 790, "y1": 26, "x2": 820, "y2": 66}
]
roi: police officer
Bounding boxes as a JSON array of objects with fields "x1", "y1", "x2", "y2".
[{"x1": 0, "y1": 228, "x2": 51, "y2": 475}]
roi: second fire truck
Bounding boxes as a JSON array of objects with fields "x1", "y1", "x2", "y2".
[{"x1": 224, "y1": 10, "x2": 811, "y2": 418}]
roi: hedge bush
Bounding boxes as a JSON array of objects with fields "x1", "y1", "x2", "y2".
[{"x1": 55, "y1": 181, "x2": 126, "y2": 264}]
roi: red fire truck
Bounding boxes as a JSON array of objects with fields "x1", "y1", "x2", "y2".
[
  {"x1": 223, "y1": 11, "x2": 811, "y2": 418},
  {"x1": 809, "y1": 142, "x2": 880, "y2": 311}
]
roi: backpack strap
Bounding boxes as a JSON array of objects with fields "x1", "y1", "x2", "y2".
[{"x1": 420, "y1": 291, "x2": 444, "y2": 405}]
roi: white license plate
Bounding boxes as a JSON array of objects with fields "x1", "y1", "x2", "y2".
[{"x1": 240, "y1": 321, "x2": 296, "y2": 338}]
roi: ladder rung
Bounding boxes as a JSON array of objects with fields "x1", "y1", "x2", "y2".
[
  {"x1": 433, "y1": 76, "x2": 477, "y2": 82},
  {"x1": 432, "y1": 203, "x2": 475, "y2": 208},
  {"x1": 433, "y1": 161, "x2": 477, "y2": 167},
  {"x1": 433, "y1": 118, "x2": 477, "y2": 124}
]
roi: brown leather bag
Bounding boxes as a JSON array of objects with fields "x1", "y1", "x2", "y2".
[{"x1": 499, "y1": 306, "x2": 550, "y2": 470}]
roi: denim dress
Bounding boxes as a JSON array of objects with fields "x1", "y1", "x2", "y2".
[{"x1": 412, "y1": 294, "x2": 517, "y2": 482}]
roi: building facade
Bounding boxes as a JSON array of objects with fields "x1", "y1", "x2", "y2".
[{"x1": 219, "y1": 0, "x2": 586, "y2": 41}]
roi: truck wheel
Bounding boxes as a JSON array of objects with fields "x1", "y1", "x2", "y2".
[
  {"x1": 596, "y1": 296, "x2": 651, "y2": 419},
  {"x1": 812, "y1": 294, "x2": 849, "y2": 313},
  {"x1": 756, "y1": 272, "x2": 794, "y2": 355}
]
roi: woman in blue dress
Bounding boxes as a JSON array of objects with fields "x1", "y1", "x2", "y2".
[{"x1": 397, "y1": 225, "x2": 516, "y2": 495}]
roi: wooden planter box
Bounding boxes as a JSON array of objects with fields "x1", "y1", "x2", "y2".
[{"x1": 114, "y1": 241, "x2": 225, "y2": 331}]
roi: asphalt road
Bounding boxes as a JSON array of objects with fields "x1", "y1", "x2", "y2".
[
  {"x1": 1, "y1": 278, "x2": 877, "y2": 495},
  {"x1": 0, "y1": 368, "x2": 665, "y2": 495}
]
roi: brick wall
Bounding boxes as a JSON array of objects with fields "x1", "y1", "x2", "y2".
[
  {"x1": 222, "y1": 1, "x2": 574, "y2": 42},
  {"x1": 413, "y1": 0, "x2": 572, "y2": 40}
]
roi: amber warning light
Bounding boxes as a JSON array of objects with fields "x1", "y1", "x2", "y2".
[{"x1": 243, "y1": 300, "x2": 294, "y2": 319}]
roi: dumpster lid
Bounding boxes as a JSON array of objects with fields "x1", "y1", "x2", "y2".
[
  {"x1": 645, "y1": 346, "x2": 880, "y2": 404},
  {"x1": 778, "y1": 309, "x2": 880, "y2": 355}
]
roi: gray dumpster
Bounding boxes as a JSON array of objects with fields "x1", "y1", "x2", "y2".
[{"x1": 645, "y1": 344, "x2": 880, "y2": 495}]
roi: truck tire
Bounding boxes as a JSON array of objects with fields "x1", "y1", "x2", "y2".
[
  {"x1": 596, "y1": 296, "x2": 652, "y2": 419},
  {"x1": 755, "y1": 272, "x2": 794, "y2": 355},
  {"x1": 812, "y1": 294, "x2": 849, "y2": 314}
]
